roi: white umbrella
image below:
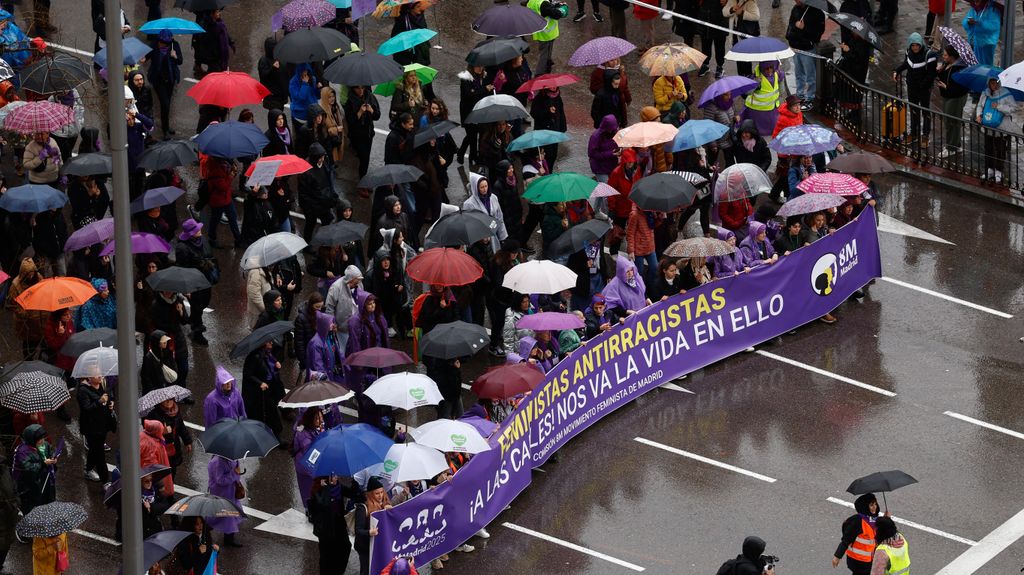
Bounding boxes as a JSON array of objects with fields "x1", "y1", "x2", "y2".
[
  {"x1": 410, "y1": 419, "x2": 492, "y2": 454},
  {"x1": 380, "y1": 443, "x2": 449, "y2": 483},
  {"x1": 998, "y1": 61, "x2": 1024, "y2": 91},
  {"x1": 364, "y1": 372, "x2": 443, "y2": 411},
  {"x1": 71, "y1": 345, "x2": 119, "y2": 378},
  {"x1": 240, "y1": 232, "x2": 307, "y2": 271},
  {"x1": 501, "y1": 260, "x2": 577, "y2": 295}
]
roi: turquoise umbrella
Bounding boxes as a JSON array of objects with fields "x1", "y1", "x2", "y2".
[
  {"x1": 328, "y1": 0, "x2": 352, "y2": 6},
  {"x1": 507, "y1": 130, "x2": 570, "y2": 152},
  {"x1": 139, "y1": 17, "x2": 205, "y2": 35},
  {"x1": 378, "y1": 29, "x2": 437, "y2": 56}
]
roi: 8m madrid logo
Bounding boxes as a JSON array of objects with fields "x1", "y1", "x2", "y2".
[{"x1": 809, "y1": 240, "x2": 858, "y2": 296}]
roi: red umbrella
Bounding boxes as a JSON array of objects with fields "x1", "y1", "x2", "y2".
[
  {"x1": 344, "y1": 347, "x2": 413, "y2": 369},
  {"x1": 244, "y1": 154, "x2": 313, "y2": 177},
  {"x1": 186, "y1": 71, "x2": 271, "y2": 108},
  {"x1": 471, "y1": 363, "x2": 544, "y2": 400},
  {"x1": 3, "y1": 101, "x2": 73, "y2": 134},
  {"x1": 406, "y1": 248, "x2": 482, "y2": 286},
  {"x1": 516, "y1": 73, "x2": 580, "y2": 93}
]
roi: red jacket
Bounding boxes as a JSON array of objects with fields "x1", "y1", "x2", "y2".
[
  {"x1": 772, "y1": 105, "x2": 804, "y2": 139},
  {"x1": 43, "y1": 318, "x2": 75, "y2": 371},
  {"x1": 200, "y1": 154, "x2": 235, "y2": 208},
  {"x1": 140, "y1": 419, "x2": 174, "y2": 495},
  {"x1": 607, "y1": 150, "x2": 643, "y2": 220},
  {"x1": 625, "y1": 207, "x2": 656, "y2": 257},
  {"x1": 718, "y1": 198, "x2": 753, "y2": 231}
]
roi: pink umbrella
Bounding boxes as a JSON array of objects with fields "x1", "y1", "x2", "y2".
[
  {"x1": 796, "y1": 173, "x2": 869, "y2": 196},
  {"x1": 280, "y1": 0, "x2": 337, "y2": 31},
  {"x1": 99, "y1": 232, "x2": 172, "y2": 257},
  {"x1": 613, "y1": 121, "x2": 678, "y2": 148},
  {"x1": 3, "y1": 101, "x2": 73, "y2": 134},
  {"x1": 590, "y1": 182, "x2": 619, "y2": 199}
]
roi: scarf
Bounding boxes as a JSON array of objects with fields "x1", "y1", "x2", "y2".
[
  {"x1": 478, "y1": 191, "x2": 492, "y2": 212},
  {"x1": 142, "y1": 486, "x2": 156, "y2": 504},
  {"x1": 264, "y1": 350, "x2": 279, "y2": 381},
  {"x1": 627, "y1": 275, "x2": 638, "y2": 288},
  {"x1": 276, "y1": 125, "x2": 291, "y2": 145},
  {"x1": 188, "y1": 235, "x2": 204, "y2": 248},
  {"x1": 742, "y1": 138, "x2": 756, "y2": 152},
  {"x1": 505, "y1": 172, "x2": 516, "y2": 187}
]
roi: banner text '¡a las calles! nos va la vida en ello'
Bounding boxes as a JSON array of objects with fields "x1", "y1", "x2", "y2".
[{"x1": 370, "y1": 206, "x2": 882, "y2": 571}]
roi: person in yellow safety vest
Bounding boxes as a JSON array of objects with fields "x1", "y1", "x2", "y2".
[
  {"x1": 871, "y1": 517, "x2": 909, "y2": 575},
  {"x1": 740, "y1": 60, "x2": 783, "y2": 138},
  {"x1": 832, "y1": 493, "x2": 886, "y2": 575},
  {"x1": 526, "y1": 0, "x2": 567, "y2": 75}
]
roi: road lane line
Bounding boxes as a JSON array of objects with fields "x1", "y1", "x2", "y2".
[
  {"x1": 73, "y1": 529, "x2": 121, "y2": 546},
  {"x1": 879, "y1": 277, "x2": 1014, "y2": 319},
  {"x1": 826, "y1": 497, "x2": 977, "y2": 546},
  {"x1": 633, "y1": 437, "x2": 777, "y2": 483},
  {"x1": 944, "y1": 411, "x2": 1024, "y2": 441},
  {"x1": 49, "y1": 42, "x2": 94, "y2": 57},
  {"x1": 755, "y1": 350, "x2": 897, "y2": 397},
  {"x1": 185, "y1": 77, "x2": 199, "y2": 84},
  {"x1": 661, "y1": 382, "x2": 693, "y2": 394},
  {"x1": 934, "y1": 507, "x2": 1024, "y2": 575},
  {"x1": 501, "y1": 522, "x2": 646, "y2": 572}
]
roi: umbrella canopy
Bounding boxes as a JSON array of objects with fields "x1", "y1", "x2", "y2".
[
  {"x1": 135, "y1": 530, "x2": 192, "y2": 572},
  {"x1": 769, "y1": 125, "x2": 841, "y2": 156},
  {"x1": 94, "y1": 37, "x2": 153, "y2": 68},
  {"x1": 568, "y1": 36, "x2": 637, "y2": 67},
  {"x1": 0, "y1": 59, "x2": 10, "y2": 82},
  {"x1": 725, "y1": 36, "x2": 795, "y2": 62},
  {"x1": 165, "y1": 493, "x2": 244, "y2": 518},
  {"x1": 639, "y1": 43, "x2": 707, "y2": 76},
  {"x1": 65, "y1": 217, "x2": 115, "y2": 251},
  {"x1": 311, "y1": 220, "x2": 369, "y2": 247},
  {"x1": 796, "y1": 173, "x2": 869, "y2": 195},
  {"x1": 71, "y1": 346, "x2": 119, "y2": 379},
  {"x1": 139, "y1": 17, "x2": 206, "y2": 34},
  {"x1": 424, "y1": 210, "x2": 497, "y2": 247},
  {"x1": 776, "y1": 193, "x2": 848, "y2": 217},
  {"x1": 667, "y1": 119, "x2": 729, "y2": 152},
  {"x1": 801, "y1": 0, "x2": 835, "y2": 12},
  {"x1": 274, "y1": 26, "x2": 350, "y2": 63},
  {"x1": 281, "y1": 0, "x2": 338, "y2": 30},
  {"x1": 374, "y1": 63, "x2": 437, "y2": 97},
  {"x1": 938, "y1": 26, "x2": 978, "y2": 67},
  {"x1": 828, "y1": 13, "x2": 882, "y2": 51},
  {"x1": 847, "y1": 470, "x2": 918, "y2": 495},
  {"x1": 61, "y1": 328, "x2": 118, "y2": 357},
  {"x1": 187, "y1": 71, "x2": 271, "y2": 108},
  {"x1": 380, "y1": 443, "x2": 448, "y2": 483},
  {"x1": 61, "y1": 153, "x2": 112, "y2": 177},
  {"x1": 245, "y1": 155, "x2": 312, "y2": 178},
  {"x1": 196, "y1": 120, "x2": 270, "y2": 159},
  {"x1": 358, "y1": 164, "x2": 423, "y2": 189},
  {"x1": 0, "y1": 372, "x2": 70, "y2": 414},
  {"x1": 0, "y1": 183, "x2": 68, "y2": 213},
  {"x1": 523, "y1": 172, "x2": 598, "y2": 203},
  {"x1": 0, "y1": 362, "x2": 64, "y2": 384},
  {"x1": 138, "y1": 385, "x2": 193, "y2": 416},
  {"x1": 517, "y1": 72, "x2": 579, "y2": 93},
  {"x1": 323, "y1": 50, "x2": 405, "y2": 85},
  {"x1": 698, "y1": 75, "x2": 759, "y2": 107},
  {"x1": 517, "y1": 311, "x2": 584, "y2": 331},
  {"x1": 614, "y1": 121, "x2": 678, "y2": 148},
  {"x1": 590, "y1": 182, "x2": 620, "y2": 199},
  {"x1": 410, "y1": 419, "x2": 492, "y2": 454},
  {"x1": 630, "y1": 172, "x2": 698, "y2": 211},
  {"x1": 230, "y1": 321, "x2": 294, "y2": 360},
  {"x1": 303, "y1": 423, "x2": 395, "y2": 476},
  {"x1": 173, "y1": 0, "x2": 240, "y2": 11},
  {"x1": 664, "y1": 237, "x2": 737, "y2": 258},
  {"x1": 998, "y1": 61, "x2": 1024, "y2": 92},
  {"x1": 199, "y1": 417, "x2": 280, "y2": 459},
  {"x1": 472, "y1": 3, "x2": 547, "y2": 36},
  {"x1": 364, "y1": 372, "x2": 443, "y2": 410},
  {"x1": 714, "y1": 163, "x2": 773, "y2": 202},
  {"x1": 345, "y1": 347, "x2": 413, "y2": 368},
  {"x1": 15, "y1": 277, "x2": 96, "y2": 311},
  {"x1": 137, "y1": 139, "x2": 199, "y2": 171},
  {"x1": 279, "y1": 378, "x2": 353, "y2": 408},
  {"x1": 507, "y1": 129, "x2": 570, "y2": 152},
  {"x1": 146, "y1": 266, "x2": 212, "y2": 293},
  {"x1": 665, "y1": 170, "x2": 710, "y2": 187},
  {"x1": 99, "y1": 232, "x2": 172, "y2": 257},
  {"x1": 418, "y1": 321, "x2": 489, "y2": 359},
  {"x1": 953, "y1": 65, "x2": 1024, "y2": 100},
  {"x1": 240, "y1": 232, "x2": 307, "y2": 270},
  {"x1": 464, "y1": 93, "x2": 530, "y2": 124},
  {"x1": 502, "y1": 260, "x2": 577, "y2": 294},
  {"x1": 413, "y1": 119, "x2": 458, "y2": 148},
  {"x1": 460, "y1": 415, "x2": 498, "y2": 438},
  {"x1": 467, "y1": 36, "x2": 529, "y2": 67},
  {"x1": 16, "y1": 502, "x2": 87, "y2": 539},
  {"x1": 130, "y1": 186, "x2": 186, "y2": 214},
  {"x1": 17, "y1": 53, "x2": 92, "y2": 95},
  {"x1": 547, "y1": 218, "x2": 611, "y2": 256},
  {"x1": 379, "y1": 28, "x2": 437, "y2": 56},
  {"x1": 471, "y1": 363, "x2": 544, "y2": 400},
  {"x1": 826, "y1": 152, "x2": 895, "y2": 174},
  {"x1": 104, "y1": 465, "x2": 174, "y2": 506},
  {"x1": 406, "y1": 248, "x2": 483, "y2": 286}
]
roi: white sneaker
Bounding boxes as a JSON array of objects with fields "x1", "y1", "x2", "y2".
[
  {"x1": 475, "y1": 528, "x2": 490, "y2": 539},
  {"x1": 986, "y1": 168, "x2": 995, "y2": 180},
  {"x1": 387, "y1": 327, "x2": 397, "y2": 337},
  {"x1": 85, "y1": 470, "x2": 101, "y2": 482},
  {"x1": 995, "y1": 170, "x2": 1003, "y2": 184},
  {"x1": 456, "y1": 544, "x2": 475, "y2": 553}
]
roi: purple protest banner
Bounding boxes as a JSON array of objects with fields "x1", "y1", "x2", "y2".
[{"x1": 370, "y1": 207, "x2": 882, "y2": 572}]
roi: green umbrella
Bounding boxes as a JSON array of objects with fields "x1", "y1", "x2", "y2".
[
  {"x1": 523, "y1": 172, "x2": 598, "y2": 203},
  {"x1": 507, "y1": 129, "x2": 570, "y2": 152},
  {"x1": 378, "y1": 29, "x2": 437, "y2": 56},
  {"x1": 374, "y1": 63, "x2": 437, "y2": 97}
]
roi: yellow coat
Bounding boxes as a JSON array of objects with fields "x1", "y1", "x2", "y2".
[
  {"x1": 33, "y1": 533, "x2": 68, "y2": 575},
  {"x1": 653, "y1": 76, "x2": 687, "y2": 113}
]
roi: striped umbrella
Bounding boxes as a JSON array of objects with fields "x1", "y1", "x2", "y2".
[
  {"x1": 16, "y1": 502, "x2": 87, "y2": 539},
  {"x1": 639, "y1": 43, "x2": 706, "y2": 76},
  {"x1": 797, "y1": 173, "x2": 869, "y2": 195},
  {"x1": 2, "y1": 100, "x2": 73, "y2": 134},
  {"x1": 0, "y1": 372, "x2": 71, "y2": 414}
]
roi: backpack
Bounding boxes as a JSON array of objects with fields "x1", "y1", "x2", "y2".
[{"x1": 715, "y1": 558, "x2": 742, "y2": 575}]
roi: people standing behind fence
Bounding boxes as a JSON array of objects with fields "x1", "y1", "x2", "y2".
[
  {"x1": 975, "y1": 76, "x2": 1018, "y2": 185},
  {"x1": 893, "y1": 33, "x2": 938, "y2": 150},
  {"x1": 962, "y1": 0, "x2": 1000, "y2": 67}
]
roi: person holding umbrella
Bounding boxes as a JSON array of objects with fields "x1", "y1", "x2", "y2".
[
  {"x1": 206, "y1": 455, "x2": 245, "y2": 548},
  {"x1": 325, "y1": 266, "x2": 367, "y2": 352},
  {"x1": 832, "y1": 493, "x2": 885, "y2": 574},
  {"x1": 458, "y1": 65, "x2": 492, "y2": 166},
  {"x1": 148, "y1": 30, "x2": 183, "y2": 138},
  {"x1": 146, "y1": 397, "x2": 193, "y2": 482},
  {"x1": 12, "y1": 424, "x2": 56, "y2": 515},
  {"x1": 975, "y1": 76, "x2": 1016, "y2": 184},
  {"x1": 299, "y1": 143, "x2": 338, "y2": 246},
  {"x1": 786, "y1": 0, "x2": 825, "y2": 111},
  {"x1": 76, "y1": 375, "x2": 115, "y2": 484},
  {"x1": 179, "y1": 516, "x2": 218, "y2": 573},
  {"x1": 935, "y1": 46, "x2": 969, "y2": 159},
  {"x1": 23, "y1": 131, "x2": 62, "y2": 188},
  {"x1": 242, "y1": 339, "x2": 286, "y2": 445},
  {"x1": 344, "y1": 86, "x2": 382, "y2": 180},
  {"x1": 174, "y1": 218, "x2": 217, "y2": 347},
  {"x1": 193, "y1": 8, "x2": 234, "y2": 76}
]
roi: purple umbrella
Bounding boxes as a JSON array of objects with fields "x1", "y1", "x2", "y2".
[
  {"x1": 516, "y1": 311, "x2": 585, "y2": 331},
  {"x1": 698, "y1": 75, "x2": 759, "y2": 107},
  {"x1": 472, "y1": 4, "x2": 547, "y2": 37},
  {"x1": 937, "y1": 26, "x2": 978, "y2": 67},
  {"x1": 568, "y1": 36, "x2": 637, "y2": 67},
  {"x1": 65, "y1": 217, "x2": 115, "y2": 252},
  {"x1": 130, "y1": 186, "x2": 186, "y2": 214},
  {"x1": 724, "y1": 36, "x2": 795, "y2": 62},
  {"x1": 459, "y1": 415, "x2": 498, "y2": 439},
  {"x1": 344, "y1": 347, "x2": 413, "y2": 369},
  {"x1": 281, "y1": 0, "x2": 337, "y2": 31},
  {"x1": 776, "y1": 193, "x2": 847, "y2": 217},
  {"x1": 99, "y1": 232, "x2": 172, "y2": 257},
  {"x1": 768, "y1": 124, "x2": 841, "y2": 156}
]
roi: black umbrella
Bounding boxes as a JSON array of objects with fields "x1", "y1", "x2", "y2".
[
  {"x1": 230, "y1": 320, "x2": 294, "y2": 360},
  {"x1": 137, "y1": 139, "x2": 199, "y2": 171},
  {"x1": 847, "y1": 470, "x2": 918, "y2": 511},
  {"x1": 16, "y1": 501, "x2": 87, "y2": 538},
  {"x1": 464, "y1": 99, "x2": 530, "y2": 124},
  {"x1": 146, "y1": 266, "x2": 212, "y2": 293},
  {"x1": 199, "y1": 417, "x2": 280, "y2": 459},
  {"x1": 279, "y1": 378, "x2": 353, "y2": 408},
  {"x1": 323, "y1": 51, "x2": 404, "y2": 86},
  {"x1": 472, "y1": 3, "x2": 547, "y2": 37},
  {"x1": 630, "y1": 173, "x2": 698, "y2": 212},
  {"x1": 274, "y1": 27, "x2": 350, "y2": 64},
  {"x1": 17, "y1": 52, "x2": 92, "y2": 95},
  {"x1": 165, "y1": 493, "x2": 244, "y2": 518},
  {"x1": 0, "y1": 372, "x2": 70, "y2": 414},
  {"x1": 829, "y1": 13, "x2": 883, "y2": 51},
  {"x1": 173, "y1": 0, "x2": 239, "y2": 11},
  {"x1": 130, "y1": 186, "x2": 187, "y2": 214},
  {"x1": 60, "y1": 328, "x2": 118, "y2": 357},
  {"x1": 419, "y1": 321, "x2": 489, "y2": 359},
  {"x1": 103, "y1": 465, "x2": 173, "y2": 506},
  {"x1": 0, "y1": 360, "x2": 64, "y2": 383},
  {"x1": 311, "y1": 220, "x2": 369, "y2": 247},
  {"x1": 61, "y1": 153, "x2": 112, "y2": 177},
  {"x1": 414, "y1": 120, "x2": 459, "y2": 148},
  {"x1": 358, "y1": 164, "x2": 423, "y2": 189},
  {"x1": 466, "y1": 36, "x2": 529, "y2": 67},
  {"x1": 425, "y1": 210, "x2": 497, "y2": 247},
  {"x1": 547, "y1": 218, "x2": 612, "y2": 257},
  {"x1": 801, "y1": 0, "x2": 837, "y2": 13},
  {"x1": 129, "y1": 530, "x2": 191, "y2": 574}
]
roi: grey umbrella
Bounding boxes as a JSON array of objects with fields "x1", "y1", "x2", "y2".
[
  {"x1": 137, "y1": 140, "x2": 199, "y2": 171},
  {"x1": 357, "y1": 164, "x2": 423, "y2": 189},
  {"x1": 61, "y1": 153, "x2": 112, "y2": 177},
  {"x1": 16, "y1": 501, "x2": 87, "y2": 538},
  {"x1": 60, "y1": 328, "x2": 118, "y2": 357},
  {"x1": 273, "y1": 27, "x2": 350, "y2": 64},
  {"x1": 466, "y1": 36, "x2": 529, "y2": 67},
  {"x1": 472, "y1": 3, "x2": 547, "y2": 36},
  {"x1": 165, "y1": 493, "x2": 244, "y2": 518},
  {"x1": 240, "y1": 232, "x2": 307, "y2": 271},
  {"x1": 424, "y1": 210, "x2": 497, "y2": 247},
  {"x1": 322, "y1": 51, "x2": 404, "y2": 86}
]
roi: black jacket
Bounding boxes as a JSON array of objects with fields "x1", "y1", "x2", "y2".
[
  {"x1": 383, "y1": 125, "x2": 414, "y2": 165},
  {"x1": 732, "y1": 120, "x2": 772, "y2": 172},
  {"x1": 145, "y1": 406, "x2": 193, "y2": 468},
  {"x1": 149, "y1": 294, "x2": 189, "y2": 354},
  {"x1": 298, "y1": 160, "x2": 336, "y2": 211},
  {"x1": 293, "y1": 305, "x2": 316, "y2": 370},
  {"x1": 459, "y1": 70, "x2": 490, "y2": 122},
  {"x1": 344, "y1": 89, "x2": 381, "y2": 145},
  {"x1": 263, "y1": 109, "x2": 293, "y2": 156},
  {"x1": 76, "y1": 384, "x2": 115, "y2": 436},
  {"x1": 530, "y1": 91, "x2": 568, "y2": 133},
  {"x1": 895, "y1": 46, "x2": 939, "y2": 93},
  {"x1": 258, "y1": 37, "x2": 289, "y2": 110},
  {"x1": 937, "y1": 60, "x2": 969, "y2": 99},
  {"x1": 786, "y1": 4, "x2": 825, "y2": 51}
]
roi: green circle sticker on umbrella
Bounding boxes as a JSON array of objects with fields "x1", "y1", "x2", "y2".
[
  {"x1": 374, "y1": 63, "x2": 437, "y2": 97},
  {"x1": 378, "y1": 29, "x2": 437, "y2": 56},
  {"x1": 523, "y1": 172, "x2": 598, "y2": 203}
]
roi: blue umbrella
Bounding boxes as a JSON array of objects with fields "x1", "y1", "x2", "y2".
[
  {"x1": 507, "y1": 129, "x2": 570, "y2": 152},
  {"x1": 93, "y1": 37, "x2": 153, "y2": 68},
  {"x1": 139, "y1": 17, "x2": 205, "y2": 35},
  {"x1": 667, "y1": 120, "x2": 729, "y2": 153},
  {"x1": 768, "y1": 125, "x2": 841, "y2": 156},
  {"x1": 724, "y1": 36, "x2": 794, "y2": 62},
  {"x1": 698, "y1": 75, "x2": 759, "y2": 108},
  {"x1": 0, "y1": 184, "x2": 67, "y2": 213},
  {"x1": 194, "y1": 121, "x2": 270, "y2": 158},
  {"x1": 303, "y1": 423, "x2": 395, "y2": 477},
  {"x1": 953, "y1": 65, "x2": 1024, "y2": 101},
  {"x1": 378, "y1": 29, "x2": 437, "y2": 56}
]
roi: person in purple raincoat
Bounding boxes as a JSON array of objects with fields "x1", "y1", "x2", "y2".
[
  {"x1": 709, "y1": 229, "x2": 751, "y2": 279},
  {"x1": 738, "y1": 221, "x2": 778, "y2": 268},
  {"x1": 602, "y1": 256, "x2": 650, "y2": 319},
  {"x1": 506, "y1": 335, "x2": 558, "y2": 373},
  {"x1": 203, "y1": 366, "x2": 246, "y2": 429},
  {"x1": 292, "y1": 407, "x2": 324, "y2": 511},
  {"x1": 306, "y1": 311, "x2": 346, "y2": 385},
  {"x1": 206, "y1": 455, "x2": 244, "y2": 547}
]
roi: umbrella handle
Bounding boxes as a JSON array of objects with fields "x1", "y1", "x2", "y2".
[{"x1": 882, "y1": 491, "x2": 888, "y2": 514}]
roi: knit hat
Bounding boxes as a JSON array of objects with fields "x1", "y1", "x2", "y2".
[{"x1": 366, "y1": 476, "x2": 385, "y2": 492}]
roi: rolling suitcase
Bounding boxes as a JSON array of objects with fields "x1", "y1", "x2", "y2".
[{"x1": 881, "y1": 85, "x2": 907, "y2": 140}]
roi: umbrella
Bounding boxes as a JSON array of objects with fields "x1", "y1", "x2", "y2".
[
  {"x1": 374, "y1": 63, "x2": 437, "y2": 97},
  {"x1": 937, "y1": 26, "x2": 978, "y2": 67},
  {"x1": 826, "y1": 152, "x2": 895, "y2": 174},
  {"x1": 424, "y1": 210, "x2": 497, "y2": 247},
  {"x1": 523, "y1": 172, "x2": 598, "y2": 203},
  {"x1": 698, "y1": 75, "x2": 759, "y2": 107},
  {"x1": 17, "y1": 53, "x2": 92, "y2": 95},
  {"x1": 568, "y1": 36, "x2": 637, "y2": 67},
  {"x1": 303, "y1": 423, "x2": 395, "y2": 476},
  {"x1": 666, "y1": 170, "x2": 709, "y2": 187},
  {"x1": 664, "y1": 237, "x2": 737, "y2": 258},
  {"x1": 460, "y1": 415, "x2": 498, "y2": 438},
  {"x1": 311, "y1": 220, "x2": 369, "y2": 247},
  {"x1": 240, "y1": 232, "x2": 307, "y2": 270},
  {"x1": 130, "y1": 186, "x2": 186, "y2": 214},
  {"x1": 953, "y1": 65, "x2": 1024, "y2": 100},
  {"x1": 714, "y1": 163, "x2": 773, "y2": 202},
  {"x1": 0, "y1": 372, "x2": 70, "y2": 414},
  {"x1": 345, "y1": 347, "x2": 413, "y2": 368},
  {"x1": 0, "y1": 184, "x2": 67, "y2": 213},
  {"x1": 998, "y1": 61, "x2": 1024, "y2": 92},
  {"x1": 413, "y1": 119, "x2": 458, "y2": 148},
  {"x1": 847, "y1": 470, "x2": 918, "y2": 511},
  {"x1": 591, "y1": 182, "x2": 619, "y2": 199},
  {"x1": 199, "y1": 417, "x2": 280, "y2": 459},
  {"x1": 470, "y1": 363, "x2": 544, "y2": 400},
  {"x1": 230, "y1": 321, "x2": 294, "y2": 360},
  {"x1": 517, "y1": 73, "x2": 580, "y2": 93},
  {"x1": 281, "y1": 0, "x2": 338, "y2": 31},
  {"x1": 639, "y1": 43, "x2": 707, "y2": 76},
  {"x1": 613, "y1": 121, "x2": 678, "y2": 148},
  {"x1": 547, "y1": 218, "x2": 611, "y2": 256},
  {"x1": 418, "y1": 321, "x2": 489, "y2": 359},
  {"x1": 15, "y1": 277, "x2": 96, "y2": 311},
  {"x1": 502, "y1": 260, "x2": 577, "y2": 294},
  {"x1": 187, "y1": 71, "x2": 271, "y2": 108},
  {"x1": 407, "y1": 248, "x2": 482, "y2": 286},
  {"x1": 667, "y1": 119, "x2": 729, "y2": 152},
  {"x1": 776, "y1": 193, "x2": 848, "y2": 217},
  {"x1": 410, "y1": 419, "x2": 491, "y2": 454},
  {"x1": 16, "y1": 502, "x2": 87, "y2": 539},
  {"x1": 517, "y1": 311, "x2": 584, "y2": 331},
  {"x1": 0, "y1": 362, "x2": 64, "y2": 384},
  {"x1": 146, "y1": 266, "x2": 212, "y2": 293},
  {"x1": 173, "y1": 0, "x2": 240, "y2": 10},
  {"x1": 104, "y1": 465, "x2": 174, "y2": 506},
  {"x1": 195, "y1": 120, "x2": 270, "y2": 158},
  {"x1": 165, "y1": 494, "x2": 244, "y2": 518},
  {"x1": 630, "y1": 173, "x2": 698, "y2": 211},
  {"x1": 358, "y1": 164, "x2": 423, "y2": 189},
  {"x1": 279, "y1": 379, "x2": 353, "y2": 408},
  {"x1": 379, "y1": 443, "x2": 448, "y2": 483},
  {"x1": 134, "y1": 530, "x2": 192, "y2": 572},
  {"x1": 464, "y1": 94, "x2": 530, "y2": 124},
  {"x1": 94, "y1": 37, "x2": 153, "y2": 68},
  {"x1": 467, "y1": 36, "x2": 529, "y2": 67},
  {"x1": 797, "y1": 172, "x2": 869, "y2": 195},
  {"x1": 244, "y1": 154, "x2": 312, "y2": 178},
  {"x1": 472, "y1": 3, "x2": 547, "y2": 36},
  {"x1": 137, "y1": 139, "x2": 199, "y2": 171},
  {"x1": 828, "y1": 13, "x2": 882, "y2": 51},
  {"x1": 801, "y1": 0, "x2": 835, "y2": 12},
  {"x1": 273, "y1": 25, "x2": 350, "y2": 63},
  {"x1": 138, "y1": 385, "x2": 193, "y2": 416},
  {"x1": 364, "y1": 372, "x2": 443, "y2": 410},
  {"x1": 725, "y1": 36, "x2": 795, "y2": 62},
  {"x1": 71, "y1": 346, "x2": 119, "y2": 379},
  {"x1": 507, "y1": 129, "x2": 570, "y2": 152},
  {"x1": 61, "y1": 153, "x2": 111, "y2": 177},
  {"x1": 65, "y1": 218, "x2": 115, "y2": 251},
  {"x1": 323, "y1": 51, "x2": 405, "y2": 85},
  {"x1": 139, "y1": 17, "x2": 206, "y2": 34},
  {"x1": 379, "y1": 29, "x2": 437, "y2": 56},
  {"x1": 768, "y1": 125, "x2": 842, "y2": 156},
  {"x1": 61, "y1": 328, "x2": 118, "y2": 357},
  {"x1": 0, "y1": 59, "x2": 12, "y2": 81},
  {"x1": 99, "y1": 232, "x2": 172, "y2": 257}
]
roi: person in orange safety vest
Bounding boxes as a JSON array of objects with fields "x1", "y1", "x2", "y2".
[{"x1": 832, "y1": 493, "x2": 888, "y2": 574}]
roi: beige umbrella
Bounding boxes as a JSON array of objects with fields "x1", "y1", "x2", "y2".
[
  {"x1": 613, "y1": 121, "x2": 678, "y2": 148},
  {"x1": 664, "y1": 237, "x2": 736, "y2": 258},
  {"x1": 639, "y1": 43, "x2": 707, "y2": 77}
]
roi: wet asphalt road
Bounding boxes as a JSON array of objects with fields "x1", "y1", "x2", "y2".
[{"x1": 1, "y1": 0, "x2": 1023, "y2": 574}]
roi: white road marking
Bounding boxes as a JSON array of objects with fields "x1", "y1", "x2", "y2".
[
  {"x1": 374, "y1": 127, "x2": 390, "y2": 136},
  {"x1": 184, "y1": 421, "x2": 205, "y2": 432},
  {"x1": 255, "y1": 508, "x2": 318, "y2": 542},
  {"x1": 501, "y1": 522, "x2": 646, "y2": 572},
  {"x1": 826, "y1": 497, "x2": 977, "y2": 546},
  {"x1": 49, "y1": 42, "x2": 94, "y2": 58},
  {"x1": 934, "y1": 506, "x2": 1024, "y2": 575},
  {"x1": 879, "y1": 277, "x2": 1014, "y2": 319},
  {"x1": 633, "y1": 437, "x2": 777, "y2": 483},
  {"x1": 877, "y1": 213, "x2": 955, "y2": 245},
  {"x1": 755, "y1": 350, "x2": 897, "y2": 397},
  {"x1": 660, "y1": 382, "x2": 693, "y2": 394},
  {"x1": 944, "y1": 411, "x2": 1024, "y2": 441},
  {"x1": 72, "y1": 529, "x2": 121, "y2": 546}
]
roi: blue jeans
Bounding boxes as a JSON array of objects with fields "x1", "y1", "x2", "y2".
[
  {"x1": 633, "y1": 253, "x2": 658, "y2": 285},
  {"x1": 794, "y1": 53, "x2": 816, "y2": 101},
  {"x1": 207, "y1": 202, "x2": 241, "y2": 244}
]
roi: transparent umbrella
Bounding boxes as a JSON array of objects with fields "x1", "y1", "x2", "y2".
[
  {"x1": 713, "y1": 163, "x2": 772, "y2": 202},
  {"x1": 71, "y1": 346, "x2": 119, "y2": 379},
  {"x1": 240, "y1": 232, "x2": 307, "y2": 270}
]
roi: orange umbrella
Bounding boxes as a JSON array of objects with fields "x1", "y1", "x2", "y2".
[
  {"x1": 15, "y1": 277, "x2": 98, "y2": 311},
  {"x1": 613, "y1": 121, "x2": 678, "y2": 148}
]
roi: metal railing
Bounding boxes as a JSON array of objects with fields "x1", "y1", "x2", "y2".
[{"x1": 818, "y1": 59, "x2": 1023, "y2": 194}]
